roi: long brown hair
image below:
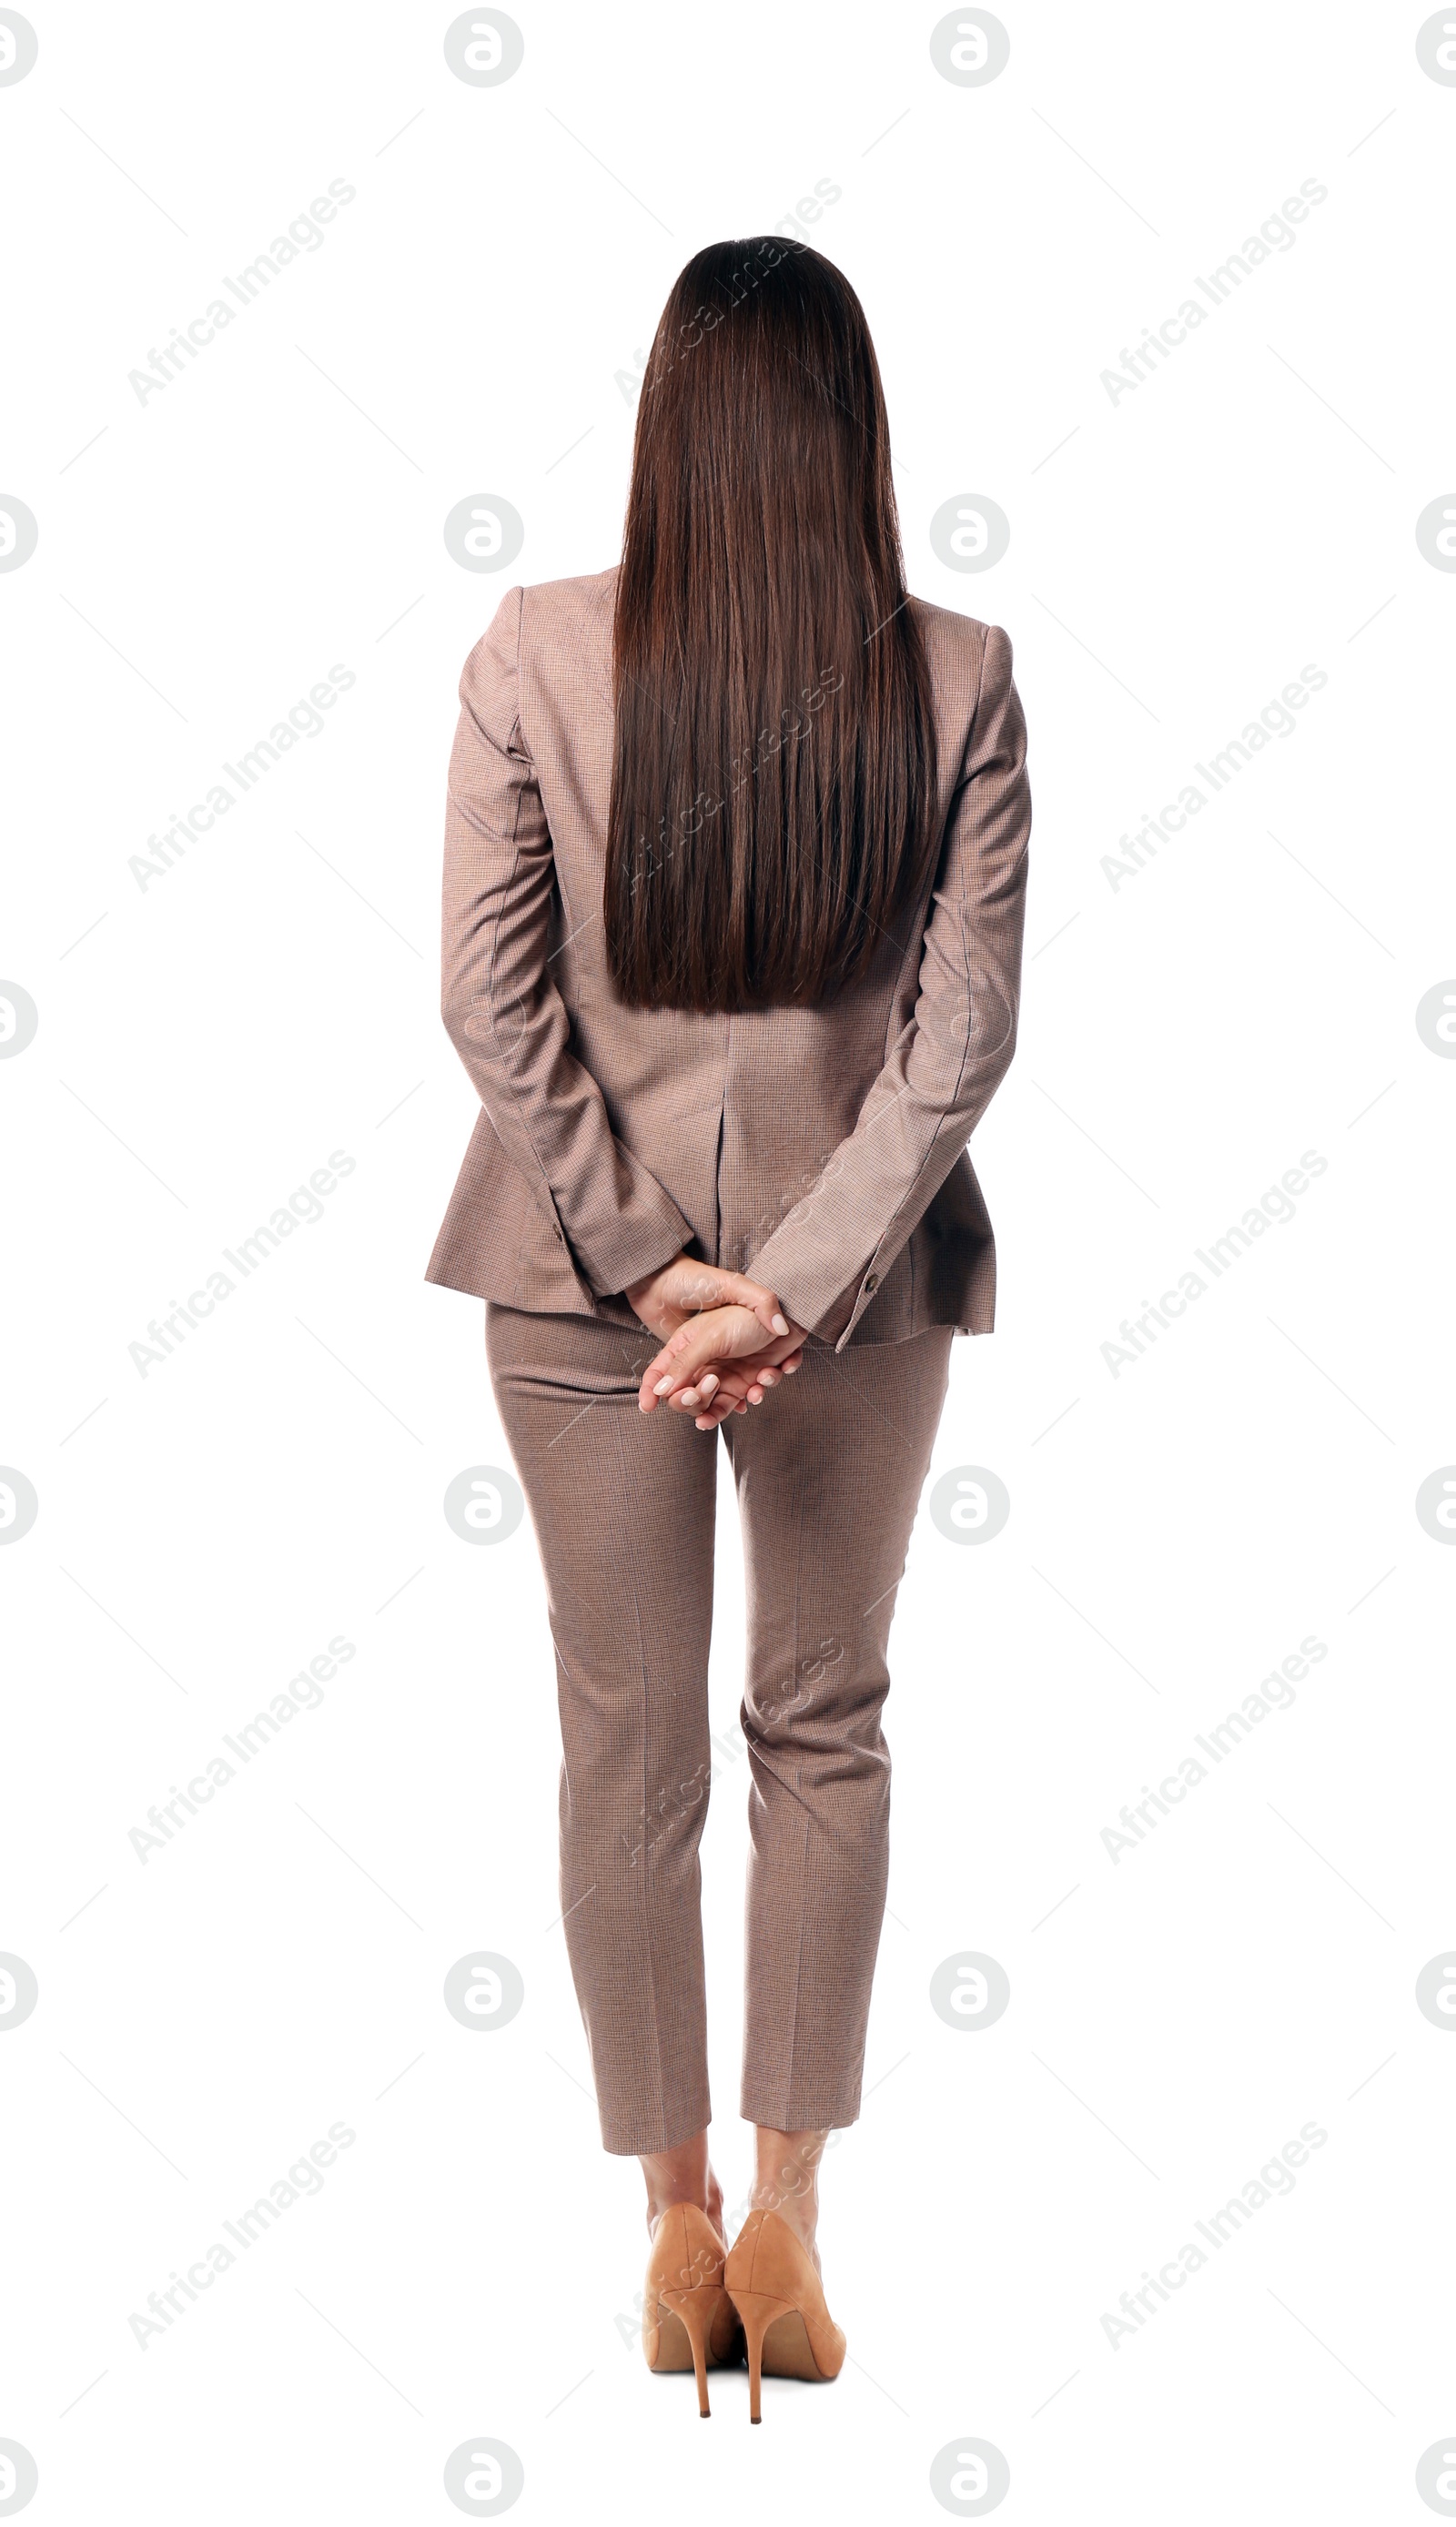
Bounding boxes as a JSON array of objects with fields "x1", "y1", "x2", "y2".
[{"x1": 604, "y1": 237, "x2": 939, "y2": 1013}]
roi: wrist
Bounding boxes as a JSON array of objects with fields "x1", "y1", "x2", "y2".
[{"x1": 625, "y1": 1254, "x2": 685, "y2": 1320}]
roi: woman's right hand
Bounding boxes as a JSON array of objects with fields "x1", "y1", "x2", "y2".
[{"x1": 636, "y1": 1304, "x2": 806, "y2": 1427}]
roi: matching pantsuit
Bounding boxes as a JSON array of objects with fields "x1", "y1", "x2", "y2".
[{"x1": 429, "y1": 567, "x2": 1030, "y2": 2150}]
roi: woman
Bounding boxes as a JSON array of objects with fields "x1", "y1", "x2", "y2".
[{"x1": 428, "y1": 236, "x2": 1030, "y2": 2420}]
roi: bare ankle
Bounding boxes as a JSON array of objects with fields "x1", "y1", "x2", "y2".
[
  {"x1": 639, "y1": 2132, "x2": 724, "y2": 2238},
  {"x1": 752, "y1": 2125, "x2": 828, "y2": 2259}
]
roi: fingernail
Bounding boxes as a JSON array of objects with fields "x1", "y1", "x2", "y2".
[
  {"x1": 653, "y1": 1376, "x2": 674, "y2": 1396},
  {"x1": 771, "y1": 1314, "x2": 789, "y2": 1335},
  {"x1": 700, "y1": 1373, "x2": 718, "y2": 1395},
  {"x1": 749, "y1": 1393, "x2": 762, "y2": 1405}
]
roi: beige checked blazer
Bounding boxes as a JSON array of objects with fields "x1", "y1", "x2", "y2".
[{"x1": 426, "y1": 566, "x2": 1030, "y2": 1351}]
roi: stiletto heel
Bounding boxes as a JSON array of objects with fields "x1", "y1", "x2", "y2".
[
  {"x1": 659, "y1": 2283, "x2": 716, "y2": 2416},
  {"x1": 725, "y1": 2208, "x2": 846, "y2": 2423},
  {"x1": 642, "y1": 2202, "x2": 741, "y2": 2413},
  {"x1": 733, "y1": 2289, "x2": 793, "y2": 2421}
]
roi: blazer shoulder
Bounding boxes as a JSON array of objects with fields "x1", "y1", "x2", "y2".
[
  {"x1": 459, "y1": 566, "x2": 616, "y2": 732},
  {"x1": 518, "y1": 563, "x2": 618, "y2": 642},
  {"x1": 514, "y1": 565, "x2": 618, "y2": 702},
  {"x1": 907, "y1": 593, "x2": 1009, "y2": 722},
  {"x1": 907, "y1": 590, "x2": 1003, "y2": 659}
]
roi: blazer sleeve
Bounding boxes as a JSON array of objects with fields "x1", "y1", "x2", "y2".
[
  {"x1": 746, "y1": 623, "x2": 1030, "y2": 1349},
  {"x1": 440, "y1": 586, "x2": 695, "y2": 1300}
]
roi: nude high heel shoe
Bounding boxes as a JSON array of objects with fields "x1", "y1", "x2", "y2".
[
  {"x1": 724, "y1": 2206, "x2": 847, "y2": 2421},
  {"x1": 642, "y1": 2202, "x2": 741, "y2": 2417}
]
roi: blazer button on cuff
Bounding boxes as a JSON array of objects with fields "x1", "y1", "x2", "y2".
[{"x1": 864, "y1": 1270, "x2": 879, "y2": 1292}]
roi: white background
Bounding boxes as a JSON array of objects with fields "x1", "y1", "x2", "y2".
[{"x1": 4, "y1": 3, "x2": 1455, "y2": 2519}]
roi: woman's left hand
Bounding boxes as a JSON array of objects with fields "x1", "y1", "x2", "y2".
[{"x1": 625, "y1": 1256, "x2": 791, "y2": 1346}]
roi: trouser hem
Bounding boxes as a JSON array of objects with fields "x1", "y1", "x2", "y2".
[
  {"x1": 740, "y1": 2093, "x2": 862, "y2": 2133},
  {"x1": 598, "y1": 2095, "x2": 713, "y2": 2157}
]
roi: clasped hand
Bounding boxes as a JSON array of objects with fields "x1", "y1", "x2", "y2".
[{"x1": 624, "y1": 1257, "x2": 807, "y2": 1430}]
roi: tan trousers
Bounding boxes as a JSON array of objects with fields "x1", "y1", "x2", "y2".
[{"x1": 486, "y1": 1304, "x2": 955, "y2": 2154}]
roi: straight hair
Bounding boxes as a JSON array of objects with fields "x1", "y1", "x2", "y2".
[{"x1": 604, "y1": 237, "x2": 939, "y2": 1013}]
